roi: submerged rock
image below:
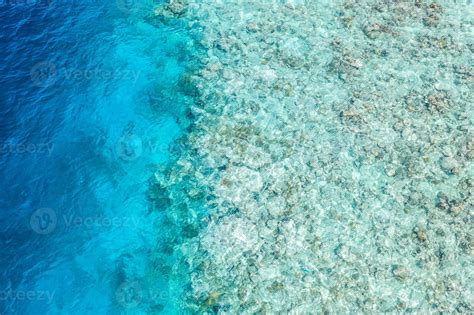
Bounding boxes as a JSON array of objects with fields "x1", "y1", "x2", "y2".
[
  {"x1": 364, "y1": 23, "x2": 388, "y2": 39},
  {"x1": 279, "y1": 37, "x2": 311, "y2": 68},
  {"x1": 392, "y1": 265, "x2": 410, "y2": 281},
  {"x1": 167, "y1": 1, "x2": 186, "y2": 16},
  {"x1": 414, "y1": 226, "x2": 428, "y2": 242},
  {"x1": 425, "y1": 92, "x2": 449, "y2": 112},
  {"x1": 158, "y1": 0, "x2": 473, "y2": 312}
]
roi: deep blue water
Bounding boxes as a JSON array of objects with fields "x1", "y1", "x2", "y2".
[{"x1": 0, "y1": 1, "x2": 196, "y2": 313}]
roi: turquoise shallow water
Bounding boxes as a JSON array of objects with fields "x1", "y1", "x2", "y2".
[
  {"x1": 0, "y1": 1, "x2": 200, "y2": 313},
  {"x1": 155, "y1": 0, "x2": 473, "y2": 313}
]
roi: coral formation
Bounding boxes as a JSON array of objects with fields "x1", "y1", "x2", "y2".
[{"x1": 155, "y1": 0, "x2": 473, "y2": 313}]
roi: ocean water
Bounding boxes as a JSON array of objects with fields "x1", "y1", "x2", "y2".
[
  {"x1": 2, "y1": 0, "x2": 472, "y2": 314},
  {"x1": 0, "y1": 0, "x2": 197, "y2": 313}
]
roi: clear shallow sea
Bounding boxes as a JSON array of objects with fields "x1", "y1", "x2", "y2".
[
  {"x1": 0, "y1": 0, "x2": 196, "y2": 313},
  {"x1": 153, "y1": 1, "x2": 473, "y2": 313}
]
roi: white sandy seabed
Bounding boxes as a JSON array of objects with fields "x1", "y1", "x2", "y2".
[{"x1": 153, "y1": 0, "x2": 473, "y2": 313}]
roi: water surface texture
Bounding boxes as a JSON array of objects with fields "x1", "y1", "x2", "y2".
[
  {"x1": 156, "y1": 0, "x2": 473, "y2": 313},
  {"x1": 1, "y1": 0, "x2": 473, "y2": 314},
  {"x1": 1, "y1": 0, "x2": 198, "y2": 313}
]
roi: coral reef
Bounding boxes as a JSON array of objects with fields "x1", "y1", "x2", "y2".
[{"x1": 155, "y1": 0, "x2": 473, "y2": 313}]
